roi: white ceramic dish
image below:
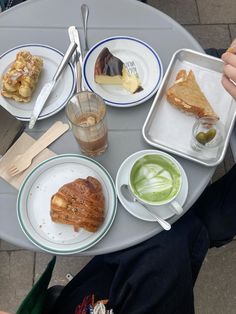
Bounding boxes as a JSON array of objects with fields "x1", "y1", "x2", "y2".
[
  {"x1": 17, "y1": 154, "x2": 117, "y2": 254},
  {"x1": 0, "y1": 44, "x2": 76, "y2": 121},
  {"x1": 83, "y1": 36, "x2": 163, "y2": 107},
  {"x1": 116, "y1": 149, "x2": 188, "y2": 222}
]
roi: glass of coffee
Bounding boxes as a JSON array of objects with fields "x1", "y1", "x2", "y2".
[
  {"x1": 65, "y1": 91, "x2": 108, "y2": 156},
  {"x1": 129, "y1": 153, "x2": 183, "y2": 214}
]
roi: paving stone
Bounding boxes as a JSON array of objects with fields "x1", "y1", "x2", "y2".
[
  {"x1": 197, "y1": 0, "x2": 236, "y2": 24},
  {"x1": 229, "y1": 24, "x2": 236, "y2": 40},
  {"x1": 194, "y1": 241, "x2": 236, "y2": 313},
  {"x1": 35, "y1": 253, "x2": 93, "y2": 287},
  {"x1": 147, "y1": 0, "x2": 199, "y2": 25},
  {"x1": 0, "y1": 239, "x2": 22, "y2": 251},
  {"x1": 0, "y1": 251, "x2": 34, "y2": 313},
  {"x1": 185, "y1": 24, "x2": 231, "y2": 49}
]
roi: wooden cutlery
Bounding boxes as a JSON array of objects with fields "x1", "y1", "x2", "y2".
[{"x1": 8, "y1": 121, "x2": 69, "y2": 176}]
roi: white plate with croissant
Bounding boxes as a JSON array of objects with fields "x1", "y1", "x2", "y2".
[
  {"x1": 16, "y1": 154, "x2": 117, "y2": 254},
  {"x1": 0, "y1": 44, "x2": 76, "y2": 121}
]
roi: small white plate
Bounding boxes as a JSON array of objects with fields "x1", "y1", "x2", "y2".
[
  {"x1": 17, "y1": 154, "x2": 117, "y2": 255},
  {"x1": 83, "y1": 36, "x2": 163, "y2": 107},
  {"x1": 0, "y1": 44, "x2": 76, "y2": 121},
  {"x1": 116, "y1": 149, "x2": 188, "y2": 222}
]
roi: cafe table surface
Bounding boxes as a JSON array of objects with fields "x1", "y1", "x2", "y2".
[{"x1": 0, "y1": 0, "x2": 216, "y2": 255}]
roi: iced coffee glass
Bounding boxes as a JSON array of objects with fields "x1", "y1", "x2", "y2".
[{"x1": 65, "y1": 91, "x2": 108, "y2": 156}]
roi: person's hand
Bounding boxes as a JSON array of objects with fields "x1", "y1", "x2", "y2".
[
  {"x1": 221, "y1": 39, "x2": 236, "y2": 100},
  {"x1": 0, "y1": 311, "x2": 11, "y2": 314}
]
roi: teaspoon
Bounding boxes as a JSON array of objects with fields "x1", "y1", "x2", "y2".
[
  {"x1": 120, "y1": 184, "x2": 171, "y2": 231},
  {"x1": 81, "y1": 4, "x2": 89, "y2": 58}
]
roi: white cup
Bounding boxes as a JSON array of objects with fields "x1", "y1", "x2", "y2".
[{"x1": 129, "y1": 152, "x2": 183, "y2": 215}]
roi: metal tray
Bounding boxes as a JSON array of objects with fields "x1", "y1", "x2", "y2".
[{"x1": 142, "y1": 49, "x2": 236, "y2": 167}]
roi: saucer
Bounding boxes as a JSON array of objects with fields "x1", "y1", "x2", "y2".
[{"x1": 116, "y1": 149, "x2": 188, "y2": 222}]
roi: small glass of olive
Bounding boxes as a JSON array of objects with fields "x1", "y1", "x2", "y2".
[{"x1": 191, "y1": 116, "x2": 224, "y2": 151}]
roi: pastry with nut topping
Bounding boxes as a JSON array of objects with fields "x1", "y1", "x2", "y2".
[
  {"x1": 1, "y1": 51, "x2": 43, "y2": 102},
  {"x1": 50, "y1": 176, "x2": 105, "y2": 232},
  {"x1": 166, "y1": 69, "x2": 219, "y2": 120}
]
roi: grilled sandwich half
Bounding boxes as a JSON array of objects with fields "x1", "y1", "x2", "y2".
[{"x1": 166, "y1": 69, "x2": 219, "y2": 120}]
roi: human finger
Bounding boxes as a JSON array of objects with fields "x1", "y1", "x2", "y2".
[
  {"x1": 230, "y1": 38, "x2": 236, "y2": 47},
  {"x1": 221, "y1": 51, "x2": 236, "y2": 66},
  {"x1": 221, "y1": 75, "x2": 236, "y2": 100},
  {"x1": 223, "y1": 64, "x2": 236, "y2": 82},
  {"x1": 226, "y1": 39, "x2": 236, "y2": 53}
]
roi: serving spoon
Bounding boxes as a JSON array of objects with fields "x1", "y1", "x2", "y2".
[{"x1": 120, "y1": 184, "x2": 171, "y2": 231}]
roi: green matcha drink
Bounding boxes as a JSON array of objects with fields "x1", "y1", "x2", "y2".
[{"x1": 130, "y1": 154, "x2": 182, "y2": 205}]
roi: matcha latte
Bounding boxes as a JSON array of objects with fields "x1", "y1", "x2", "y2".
[{"x1": 129, "y1": 154, "x2": 182, "y2": 205}]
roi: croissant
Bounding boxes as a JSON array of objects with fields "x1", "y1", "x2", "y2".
[
  {"x1": 1, "y1": 51, "x2": 43, "y2": 102},
  {"x1": 50, "y1": 176, "x2": 105, "y2": 232}
]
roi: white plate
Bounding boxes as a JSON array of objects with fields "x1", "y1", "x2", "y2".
[
  {"x1": 83, "y1": 36, "x2": 163, "y2": 107},
  {"x1": 17, "y1": 154, "x2": 117, "y2": 255},
  {"x1": 0, "y1": 44, "x2": 76, "y2": 121},
  {"x1": 116, "y1": 149, "x2": 188, "y2": 222}
]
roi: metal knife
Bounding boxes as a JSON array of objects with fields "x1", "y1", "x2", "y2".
[
  {"x1": 29, "y1": 41, "x2": 77, "y2": 129},
  {"x1": 68, "y1": 26, "x2": 77, "y2": 80},
  {"x1": 68, "y1": 25, "x2": 83, "y2": 92}
]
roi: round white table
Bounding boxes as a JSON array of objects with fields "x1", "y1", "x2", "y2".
[{"x1": 0, "y1": 0, "x2": 215, "y2": 255}]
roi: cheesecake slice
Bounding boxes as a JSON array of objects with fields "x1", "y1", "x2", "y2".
[{"x1": 94, "y1": 47, "x2": 143, "y2": 94}]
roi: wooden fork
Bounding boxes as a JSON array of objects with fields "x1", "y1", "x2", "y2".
[{"x1": 8, "y1": 121, "x2": 69, "y2": 176}]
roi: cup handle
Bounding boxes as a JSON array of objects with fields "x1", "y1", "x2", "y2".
[{"x1": 170, "y1": 200, "x2": 183, "y2": 215}]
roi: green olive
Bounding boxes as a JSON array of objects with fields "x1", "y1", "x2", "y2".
[
  {"x1": 196, "y1": 132, "x2": 207, "y2": 145},
  {"x1": 205, "y1": 128, "x2": 216, "y2": 142}
]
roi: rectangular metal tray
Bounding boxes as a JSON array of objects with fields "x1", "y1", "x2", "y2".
[{"x1": 142, "y1": 49, "x2": 236, "y2": 167}]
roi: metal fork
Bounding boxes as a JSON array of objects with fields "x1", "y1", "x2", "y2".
[
  {"x1": 125, "y1": 61, "x2": 139, "y2": 77},
  {"x1": 8, "y1": 121, "x2": 69, "y2": 176}
]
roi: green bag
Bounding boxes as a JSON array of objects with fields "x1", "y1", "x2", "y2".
[
  {"x1": 0, "y1": 0, "x2": 6, "y2": 11},
  {"x1": 16, "y1": 256, "x2": 56, "y2": 314}
]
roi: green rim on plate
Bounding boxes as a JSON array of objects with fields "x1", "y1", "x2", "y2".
[{"x1": 16, "y1": 154, "x2": 117, "y2": 254}]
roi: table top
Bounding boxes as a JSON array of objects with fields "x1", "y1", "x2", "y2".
[{"x1": 0, "y1": 0, "x2": 216, "y2": 255}]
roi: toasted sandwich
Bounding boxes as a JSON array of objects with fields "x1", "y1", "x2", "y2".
[{"x1": 166, "y1": 69, "x2": 219, "y2": 120}]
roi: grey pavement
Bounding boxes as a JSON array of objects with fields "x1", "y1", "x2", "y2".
[{"x1": 1, "y1": 0, "x2": 236, "y2": 313}]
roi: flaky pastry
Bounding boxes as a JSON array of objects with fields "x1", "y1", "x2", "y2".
[
  {"x1": 1, "y1": 51, "x2": 43, "y2": 102},
  {"x1": 50, "y1": 176, "x2": 105, "y2": 232}
]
